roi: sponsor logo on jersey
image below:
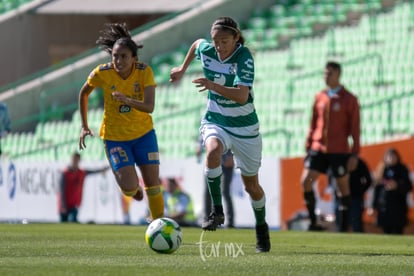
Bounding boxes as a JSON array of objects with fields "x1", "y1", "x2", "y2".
[
  {"x1": 244, "y1": 58, "x2": 253, "y2": 69},
  {"x1": 216, "y1": 98, "x2": 235, "y2": 105},
  {"x1": 214, "y1": 74, "x2": 226, "y2": 85},
  {"x1": 119, "y1": 105, "x2": 131, "y2": 113},
  {"x1": 203, "y1": 57, "x2": 212, "y2": 68}
]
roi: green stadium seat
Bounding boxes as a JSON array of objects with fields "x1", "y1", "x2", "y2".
[
  {"x1": 9, "y1": 1, "x2": 413, "y2": 160},
  {"x1": 246, "y1": 17, "x2": 267, "y2": 31}
]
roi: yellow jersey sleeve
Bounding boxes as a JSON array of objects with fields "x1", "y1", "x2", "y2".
[
  {"x1": 87, "y1": 64, "x2": 111, "y2": 88},
  {"x1": 140, "y1": 63, "x2": 156, "y2": 88}
]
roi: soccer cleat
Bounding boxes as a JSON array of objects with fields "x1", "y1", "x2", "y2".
[
  {"x1": 255, "y1": 223, "x2": 271, "y2": 253},
  {"x1": 201, "y1": 212, "x2": 225, "y2": 231},
  {"x1": 308, "y1": 223, "x2": 326, "y2": 231},
  {"x1": 132, "y1": 186, "x2": 144, "y2": 201}
]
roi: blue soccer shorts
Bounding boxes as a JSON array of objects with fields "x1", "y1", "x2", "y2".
[{"x1": 104, "y1": 129, "x2": 160, "y2": 171}]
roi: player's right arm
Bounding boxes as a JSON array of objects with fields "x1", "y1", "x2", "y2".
[
  {"x1": 169, "y1": 39, "x2": 203, "y2": 83},
  {"x1": 78, "y1": 82, "x2": 95, "y2": 150}
]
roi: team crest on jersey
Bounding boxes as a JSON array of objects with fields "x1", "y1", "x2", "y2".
[
  {"x1": 111, "y1": 85, "x2": 116, "y2": 91},
  {"x1": 134, "y1": 82, "x2": 140, "y2": 93},
  {"x1": 228, "y1": 63, "x2": 237, "y2": 75},
  {"x1": 332, "y1": 102, "x2": 341, "y2": 111}
]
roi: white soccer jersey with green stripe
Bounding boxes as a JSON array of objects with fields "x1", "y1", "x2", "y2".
[{"x1": 195, "y1": 39, "x2": 259, "y2": 138}]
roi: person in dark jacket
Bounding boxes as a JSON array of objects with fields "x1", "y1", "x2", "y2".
[
  {"x1": 372, "y1": 148, "x2": 412, "y2": 234},
  {"x1": 332, "y1": 158, "x2": 372, "y2": 232}
]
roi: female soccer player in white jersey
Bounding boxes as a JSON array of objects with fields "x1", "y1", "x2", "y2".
[
  {"x1": 170, "y1": 17, "x2": 270, "y2": 252},
  {"x1": 78, "y1": 23, "x2": 164, "y2": 221}
]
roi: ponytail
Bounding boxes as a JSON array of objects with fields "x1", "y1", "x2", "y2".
[{"x1": 96, "y1": 22, "x2": 143, "y2": 57}]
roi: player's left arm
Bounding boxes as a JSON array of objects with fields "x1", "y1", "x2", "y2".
[{"x1": 112, "y1": 85, "x2": 156, "y2": 113}]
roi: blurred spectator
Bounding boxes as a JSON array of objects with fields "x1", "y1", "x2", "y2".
[
  {"x1": 331, "y1": 158, "x2": 372, "y2": 232},
  {"x1": 0, "y1": 102, "x2": 11, "y2": 156},
  {"x1": 302, "y1": 61, "x2": 360, "y2": 232},
  {"x1": 60, "y1": 153, "x2": 109, "y2": 223},
  {"x1": 371, "y1": 148, "x2": 412, "y2": 234},
  {"x1": 163, "y1": 178, "x2": 196, "y2": 227}
]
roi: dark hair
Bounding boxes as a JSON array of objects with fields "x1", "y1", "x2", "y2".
[
  {"x1": 384, "y1": 148, "x2": 401, "y2": 164},
  {"x1": 326, "y1": 61, "x2": 342, "y2": 74},
  {"x1": 96, "y1": 22, "x2": 143, "y2": 57},
  {"x1": 72, "y1": 152, "x2": 81, "y2": 159},
  {"x1": 211, "y1": 17, "x2": 245, "y2": 45}
]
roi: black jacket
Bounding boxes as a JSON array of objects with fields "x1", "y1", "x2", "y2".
[
  {"x1": 349, "y1": 158, "x2": 372, "y2": 198},
  {"x1": 373, "y1": 163, "x2": 412, "y2": 228}
]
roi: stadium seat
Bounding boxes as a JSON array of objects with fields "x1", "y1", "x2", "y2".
[{"x1": 9, "y1": 1, "x2": 414, "y2": 160}]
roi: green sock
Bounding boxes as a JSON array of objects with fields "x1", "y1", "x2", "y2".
[
  {"x1": 251, "y1": 195, "x2": 266, "y2": 225},
  {"x1": 207, "y1": 175, "x2": 222, "y2": 206},
  {"x1": 205, "y1": 166, "x2": 223, "y2": 209}
]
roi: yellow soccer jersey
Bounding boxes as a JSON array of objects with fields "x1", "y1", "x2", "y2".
[{"x1": 87, "y1": 62, "x2": 156, "y2": 141}]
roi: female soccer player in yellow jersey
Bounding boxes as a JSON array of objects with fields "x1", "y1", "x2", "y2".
[{"x1": 78, "y1": 23, "x2": 164, "y2": 220}]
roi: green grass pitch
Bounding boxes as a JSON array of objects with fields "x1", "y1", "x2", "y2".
[{"x1": 1, "y1": 224, "x2": 413, "y2": 275}]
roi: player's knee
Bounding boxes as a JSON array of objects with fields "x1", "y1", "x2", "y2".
[
  {"x1": 244, "y1": 181, "x2": 262, "y2": 197},
  {"x1": 121, "y1": 186, "x2": 139, "y2": 197},
  {"x1": 205, "y1": 148, "x2": 222, "y2": 165},
  {"x1": 302, "y1": 173, "x2": 315, "y2": 190}
]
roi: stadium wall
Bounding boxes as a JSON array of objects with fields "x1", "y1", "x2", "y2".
[
  {"x1": 0, "y1": 0, "x2": 275, "y2": 132},
  {"x1": 0, "y1": 12, "x2": 50, "y2": 86},
  {"x1": 0, "y1": 157, "x2": 281, "y2": 229}
]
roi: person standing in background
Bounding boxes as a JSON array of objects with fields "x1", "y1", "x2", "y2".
[
  {"x1": 163, "y1": 177, "x2": 196, "y2": 227},
  {"x1": 60, "y1": 153, "x2": 109, "y2": 223},
  {"x1": 331, "y1": 157, "x2": 372, "y2": 232},
  {"x1": 0, "y1": 102, "x2": 11, "y2": 156},
  {"x1": 371, "y1": 148, "x2": 412, "y2": 234},
  {"x1": 301, "y1": 61, "x2": 360, "y2": 232}
]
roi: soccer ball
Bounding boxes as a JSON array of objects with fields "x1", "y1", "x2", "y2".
[{"x1": 145, "y1": 217, "x2": 182, "y2": 254}]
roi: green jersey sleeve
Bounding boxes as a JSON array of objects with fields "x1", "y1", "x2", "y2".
[
  {"x1": 195, "y1": 39, "x2": 210, "y2": 60},
  {"x1": 234, "y1": 48, "x2": 255, "y2": 87}
]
